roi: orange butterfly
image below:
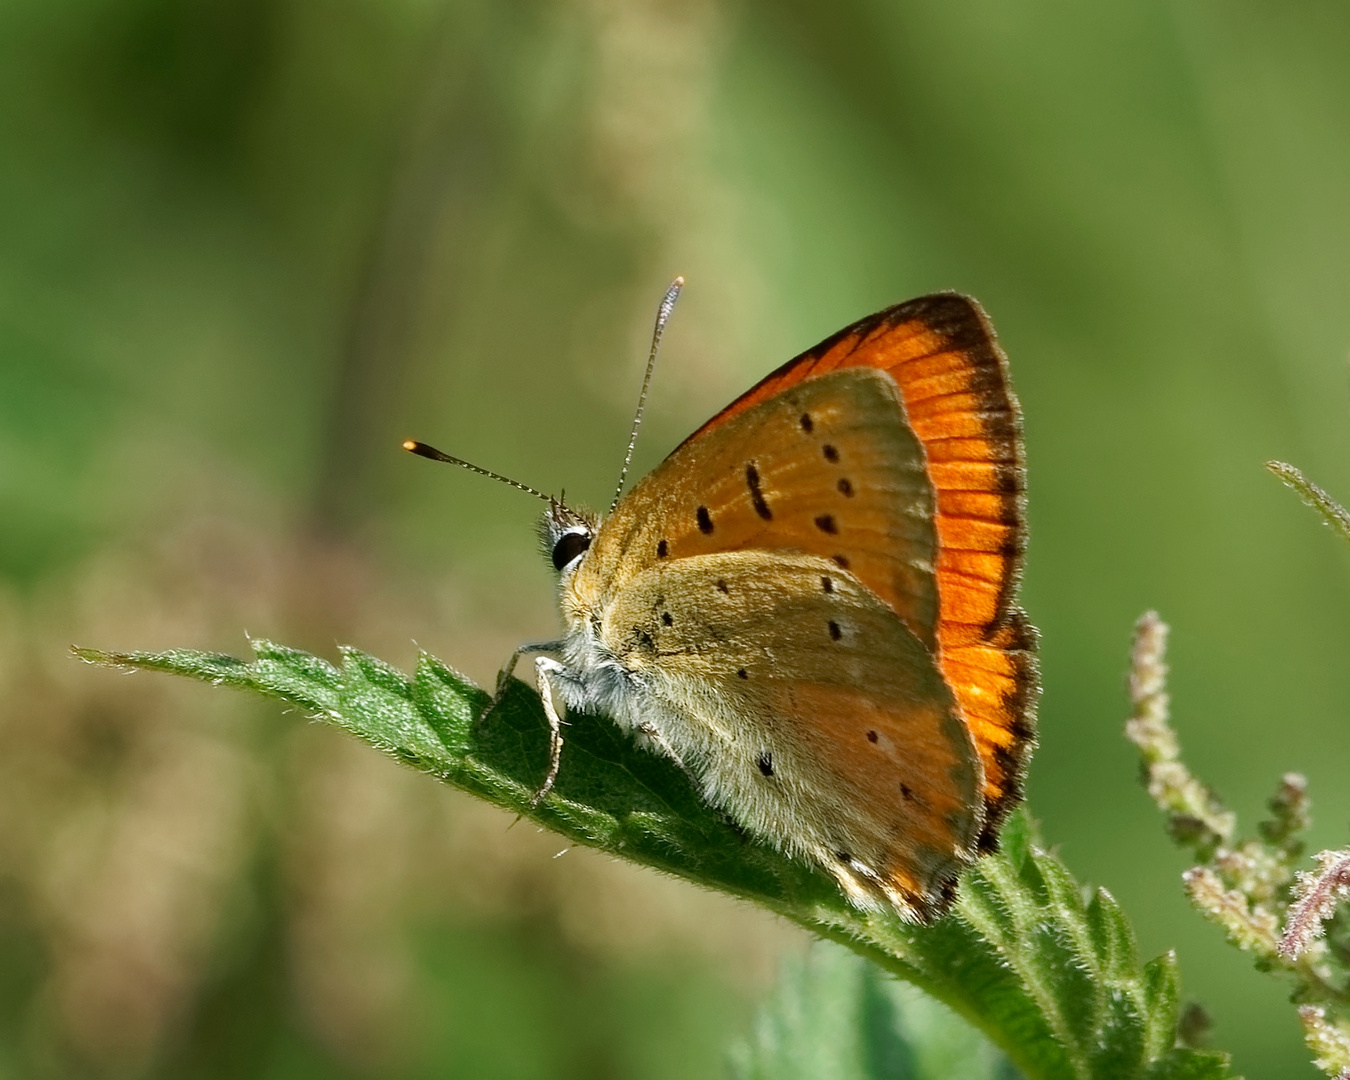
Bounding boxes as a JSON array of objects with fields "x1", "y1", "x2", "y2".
[{"x1": 408, "y1": 285, "x2": 1037, "y2": 923}]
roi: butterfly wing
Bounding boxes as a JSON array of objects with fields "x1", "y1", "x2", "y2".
[
  {"x1": 680, "y1": 294, "x2": 1035, "y2": 844},
  {"x1": 593, "y1": 547, "x2": 981, "y2": 921},
  {"x1": 583, "y1": 366, "x2": 941, "y2": 646}
]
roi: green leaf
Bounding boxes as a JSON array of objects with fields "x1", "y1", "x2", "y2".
[
  {"x1": 75, "y1": 641, "x2": 1237, "y2": 1080},
  {"x1": 727, "y1": 940, "x2": 1012, "y2": 1080},
  {"x1": 1140, "y1": 1049, "x2": 1239, "y2": 1080},
  {"x1": 1141, "y1": 954, "x2": 1181, "y2": 1063}
]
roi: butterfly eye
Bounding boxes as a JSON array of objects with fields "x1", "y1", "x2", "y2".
[{"x1": 551, "y1": 530, "x2": 591, "y2": 571}]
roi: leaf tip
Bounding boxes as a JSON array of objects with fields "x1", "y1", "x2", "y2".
[{"x1": 72, "y1": 645, "x2": 128, "y2": 668}]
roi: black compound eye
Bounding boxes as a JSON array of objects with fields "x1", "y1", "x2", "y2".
[{"x1": 552, "y1": 530, "x2": 591, "y2": 571}]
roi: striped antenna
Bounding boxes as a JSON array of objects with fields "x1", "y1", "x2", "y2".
[
  {"x1": 610, "y1": 276, "x2": 684, "y2": 513},
  {"x1": 402, "y1": 440, "x2": 552, "y2": 503}
]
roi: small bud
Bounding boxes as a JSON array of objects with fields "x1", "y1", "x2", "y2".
[
  {"x1": 1177, "y1": 1002, "x2": 1213, "y2": 1049},
  {"x1": 1259, "y1": 772, "x2": 1311, "y2": 858},
  {"x1": 1214, "y1": 841, "x2": 1288, "y2": 904},
  {"x1": 1184, "y1": 866, "x2": 1280, "y2": 959},
  {"x1": 1280, "y1": 848, "x2": 1350, "y2": 961},
  {"x1": 1298, "y1": 1004, "x2": 1350, "y2": 1079},
  {"x1": 1125, "y1": 613, "x2": 1234, "y2": 857}
]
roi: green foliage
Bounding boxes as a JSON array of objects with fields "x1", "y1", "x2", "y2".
[
  {"x1": 78, "y1": 641, "x2": 1235, "y2": 1080},
  {"x1": 728, "y1": 941, "x2": 1011, "y2": 1080}
]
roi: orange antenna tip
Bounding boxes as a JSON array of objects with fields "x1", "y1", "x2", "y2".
[{"x1": 401, "y1": 438, "x2": 552, "y2": 503}]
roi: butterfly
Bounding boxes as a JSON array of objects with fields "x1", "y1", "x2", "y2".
[{"x1": 406, "y1": 283, "x2": 1037, "y2": 923}]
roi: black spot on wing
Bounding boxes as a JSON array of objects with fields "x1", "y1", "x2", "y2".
[
  {"x1": 815, "y1": 514, "x2": 837, "y2": 534},
  {"x1": 757, "y1": 752, "x2": 774, "y2": 777},
  {"x1": 696, "y1": 506, "x2": 713, "y2": 534},
  {"x1": 745, "y1": 463, "x2": 772, "y2": 520}
]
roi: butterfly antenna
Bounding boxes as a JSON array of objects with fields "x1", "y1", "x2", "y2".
[
  {"x1": 610, "y1": 275, "x2": 684, "y2": 513},
  {"x1": 402, "y1": 440, "x2": 553, "y2": 503}
]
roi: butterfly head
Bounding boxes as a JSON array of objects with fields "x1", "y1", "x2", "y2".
[{"x1": 541, "y1": 500, "x2": 597, "y2": 575}]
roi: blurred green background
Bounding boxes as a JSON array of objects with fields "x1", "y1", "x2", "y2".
[{"x1": 3, "y1": 0, "x2": 1350, "y2": 1076}]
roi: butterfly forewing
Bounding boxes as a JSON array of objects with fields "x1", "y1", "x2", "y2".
[
  {"x1": 581, "y1": 368, "x2": 941, "y2": 650},
  {"x1": 591, "y1": 549, "x2": 982, "y2": 919}
]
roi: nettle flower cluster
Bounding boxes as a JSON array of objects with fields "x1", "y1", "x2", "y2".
[{"x1": 1126, "y1": 461, "x2": 1350, "y2": 1080}]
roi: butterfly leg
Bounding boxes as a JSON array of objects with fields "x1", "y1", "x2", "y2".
[
  {"x1": 634, "y1": 721, "x2": 698, "y2": 787},
  {"x1": 480, "y1": 639, "x2": 566, "y2": 727},
  {"x1": 531, "y1": 656, "x2": 568, "y2": 805}
]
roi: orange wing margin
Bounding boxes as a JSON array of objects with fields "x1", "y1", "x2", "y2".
[{"x1": 682, "y1": 293, "x2": 1038, "y2": 847}]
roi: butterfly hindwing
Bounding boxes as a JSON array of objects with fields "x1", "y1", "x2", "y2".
[{"x1": 593, "y1": 548, "x2": 982, "y2": 920}]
